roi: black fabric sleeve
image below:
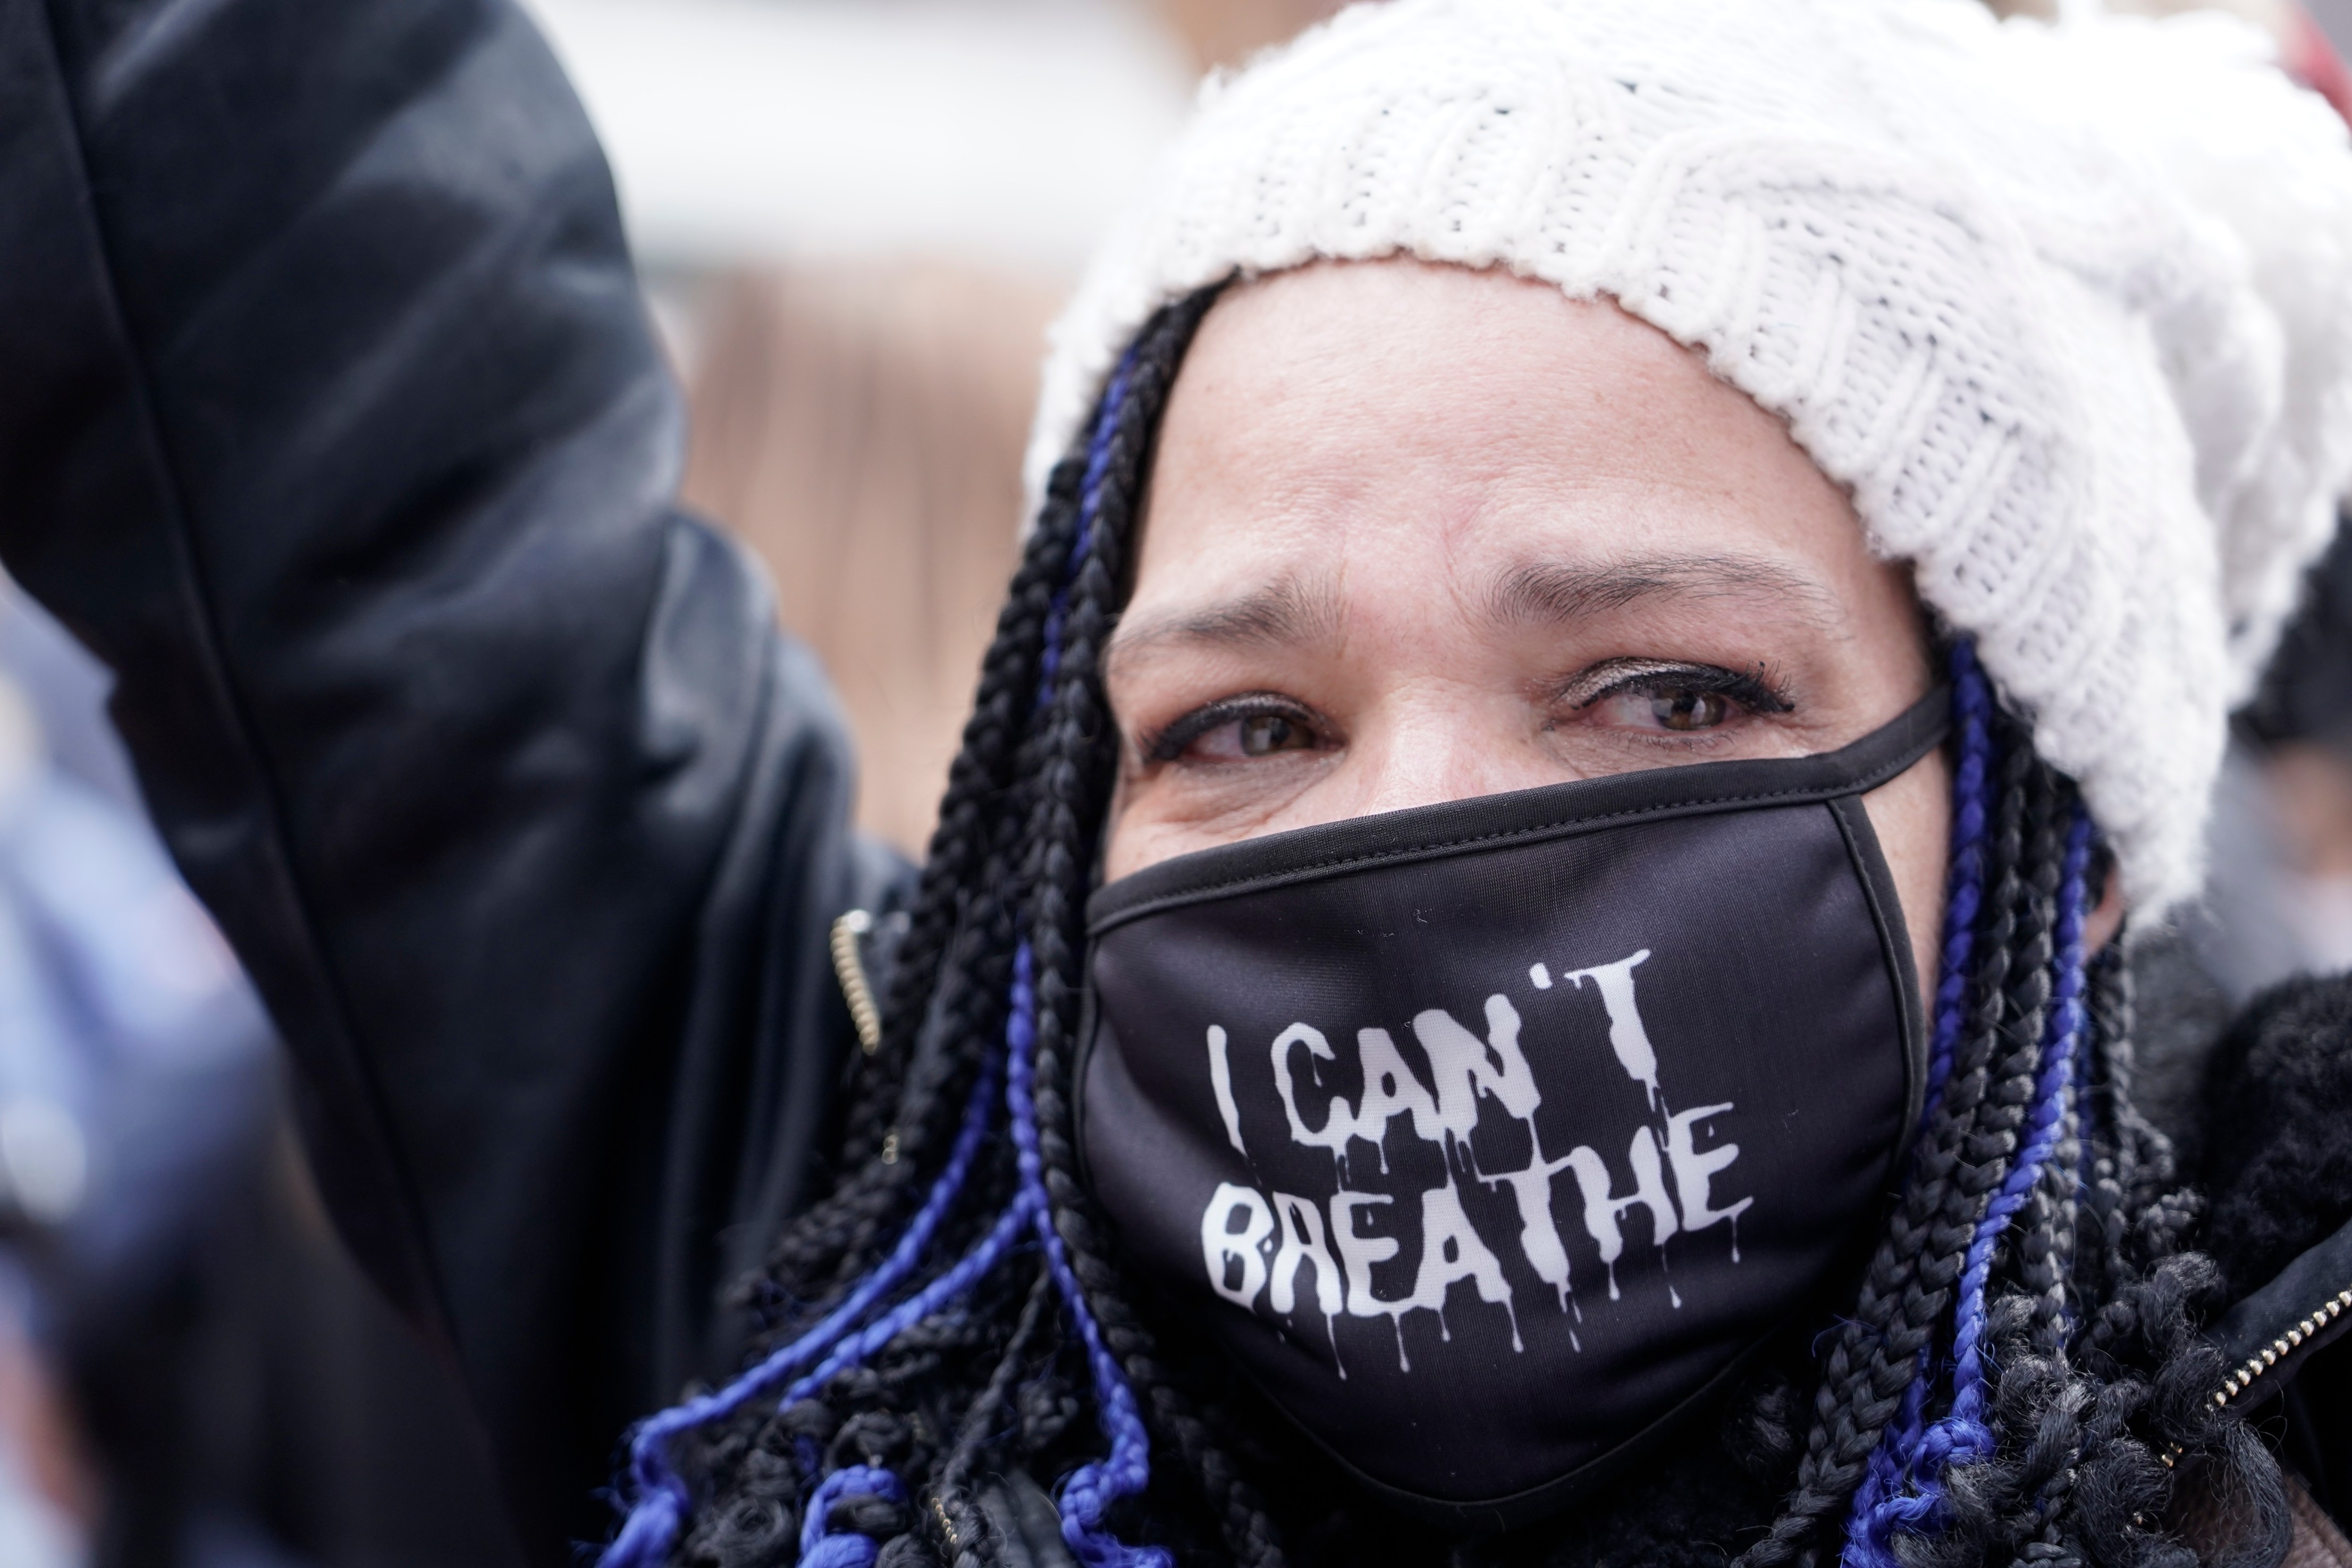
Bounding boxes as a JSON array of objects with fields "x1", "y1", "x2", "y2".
[{"x1": 0, "y1": 0, "x2": 901, "y2": 1556}]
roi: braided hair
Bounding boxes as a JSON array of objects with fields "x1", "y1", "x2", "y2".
[{"x1": 598, "y1": 287, "x2": 2287, "y2": 1568}]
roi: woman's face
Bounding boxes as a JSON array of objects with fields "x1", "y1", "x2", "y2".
[{"x1": 1100, "y1": 258, "x2": 1953, "y2": 987}]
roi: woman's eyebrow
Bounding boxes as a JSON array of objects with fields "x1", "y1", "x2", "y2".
[
  {"x1": 1482, "y1": 554, "x2": 1843, "y2": 631},
  {"x1": 1106, "y1": 572, "x2": 1343, "y2": 675}
]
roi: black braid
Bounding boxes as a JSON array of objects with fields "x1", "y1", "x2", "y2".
[
  {"x1": 1982, "y1": 761, "x2": 2069, "y2": 1346},
  {"x1": 1734, "y1": 720, "x2": 2051, "y2": 1568},
  {"x1": 1011, "y1": 289, "x2": 1287, "y2": 1568},
  {"x1": 921, "y1": 1262, "x2": 1057, "y2": 1568},
  {"x1": 673, "y1": 289, "x2": 2280, "y2": 1568},
  {"x1": 2077, "y1": 951, "x2": 2136, "y2": 1326},
  {"x1": 747, "y1": 463, "x2": 1090, "y2": 1322},
  {"x1": 1736, "y1": 711, "x2": 2286, "y2": 1568}
]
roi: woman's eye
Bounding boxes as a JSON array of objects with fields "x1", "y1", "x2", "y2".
[
  {"x1": 1147, "y1": 698, "x2": 1328, "y2": 764},
  {"x1": 1237, "y1": 713, "x2": 1314, "y2": 755},
  {"x1": 1643, "y1": 687, "x2": 1731, "y2": 731},
  {"x1": 1572, "y1": 663, "x2": 1787, "y2": 736}
]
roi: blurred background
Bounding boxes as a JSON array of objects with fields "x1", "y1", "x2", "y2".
[
  {"x1": 2, "y1": 1, "x2": 2350, "y2": 1566},
  {"x1": 0, "y1": 9, "x2": 1357, "y2": 1566},
  {"x1": 559, "y1": 0, "x2": 1358, "y2": 857},
  {"x1": 535, "y1": 0, "x2": 2352, "y2": 861}
]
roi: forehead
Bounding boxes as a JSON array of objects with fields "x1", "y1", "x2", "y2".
[{"x1": 1131, "y1": 258, "x2": 1875, "y2": 612}]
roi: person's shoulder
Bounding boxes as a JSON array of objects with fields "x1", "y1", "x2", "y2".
[
  {"x1": 2186, "y1": 971, "x2": 2352, "y2": 1542},
  {"x1": 2197, "y1": 972, "x2": 2352, "y2": 1305}
]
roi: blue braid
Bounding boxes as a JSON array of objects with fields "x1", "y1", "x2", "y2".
[
  {"x1": 769, "y1": 944, "x2": 1168, "y2": 1568},
  {"x1": 2070, "y1": 925, "x2": 2103, "y2": 1230},
  {"x1": 1845, "y1": 798, "x2": 2095, "y2": 1564},
  {"x1": 598, "y1": 1049, "x2": 1007, "y2": 1568},
  {"x1": 782, "y1": 1194, "x2": 1039, "y2": 1408},
  {"x1": 1841, "y1": 644, "x2": 1996, "y2": 1560},
  {"x1": 799, "y1": 1465, "x2": 909, "y2": 1568},
  {"x1": 776, "y1": 1197, "x2": 1040, "y2": 1566},
  {"x1": 1929, "y1": 804, "x2": 2094, "y2": 1448},
  {"x1": 1039, "y1": 357, "x2": 1133, "y2": 695},
  {"x1": 774, "y1": 343, "x2": 1155, "y2": 1568},
  {"x1": 1008, "y1": 944, "x2": 1170, "y2": 1568},
  {"x1": 780, "y1": 344, "x2": 1155, "y2": 1566},
  {"x1": 1004, "y1": 343, "x2": 1167, "y2": 1568},
  {"x1": 602, "y1": 342, "x2": 1154, "y2": 1568}
]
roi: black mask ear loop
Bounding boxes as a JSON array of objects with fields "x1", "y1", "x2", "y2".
[{"x1": 1824, "y1": 685, "x2": 1954, "y2": 1132}]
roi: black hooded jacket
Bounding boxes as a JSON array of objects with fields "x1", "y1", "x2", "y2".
[{"x1": 0, "y1": 0, "x2": 2342, "y2": 1562}]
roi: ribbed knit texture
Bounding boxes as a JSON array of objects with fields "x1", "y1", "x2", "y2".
[{"x1": 1024, "y1": 0, "x2": 2352, "y2": 913}]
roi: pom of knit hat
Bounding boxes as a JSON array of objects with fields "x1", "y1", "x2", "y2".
[{"x1": 1025, "y1": 0, "x2": 2352, "y2": 915}]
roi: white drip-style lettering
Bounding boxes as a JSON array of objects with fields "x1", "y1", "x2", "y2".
[
  {"x1": 1413, "y1": 994, "x2": 1540, "y2": 1154},
  {"x1": 1410, "y1": 1180, "x2": 1521, "y2": 1351},
  {"x1": 1272, "y1": 1023, "x2": 1354, "y2": 1167},
  {"x1": 1484, "y1": 1149, "x2": 1578, "y2": 1308},
  {"x1": 1201, "y1": 1183, "x2": 1273, "y2": 1307},
  {"x1": 1208, "y1": 1025, "x2": 1246, "y2": 1156},
  {"x1": 1665, "y1": 1102, "x2": 1752, "y2": 1260},
  {"x1": 1350, "y1": 1027, "x2": 1446, "y2": 1170},
  {"x1": 1558, "y1": 949, "x2": 1661, "y2": 1109},
  {"x1": 1565, "y1": 1127, "x2": 1679, "y2": 1300},
  {"x1": 1271, "y1": 1191, "x2": 1347, "y2": 1376},
  {"x1": 1195, "y1": 947, "x2": 1749, "y2": 1368}
]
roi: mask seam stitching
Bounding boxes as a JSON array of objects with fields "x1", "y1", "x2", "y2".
[{"x1": 1092, "y1": 755, "x2": 1938, "y2": 930}]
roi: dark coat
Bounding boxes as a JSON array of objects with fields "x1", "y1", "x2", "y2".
[
  {"x1": 0, "y1": 0, "x2": 897, "y2": 1553},
  {"x1": 0, "y1": 0, "x2": 2339, "y2": 1562}
]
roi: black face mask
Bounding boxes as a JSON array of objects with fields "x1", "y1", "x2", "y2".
[{"x1": 1076, "y1": 693, "x2": 1944, "y2": 1529}]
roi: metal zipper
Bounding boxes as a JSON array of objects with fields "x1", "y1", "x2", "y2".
[
  {"x1": 2211, "y1": 1285, "x2": 2352, "y2": 1413},
  {"x1": 2161, "y1": 1280, "x2": 2352, "y2": 1470},
  {"x1": 830, "y1": 908, "x2": 883, "y2": 1057}
]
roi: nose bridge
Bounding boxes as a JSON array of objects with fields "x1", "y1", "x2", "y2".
[{"x1": 1354, "y1": 687, "x2": 1532, "y2": 817}]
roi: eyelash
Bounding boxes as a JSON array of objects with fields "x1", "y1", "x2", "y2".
[
  {"x1": 1137, "y1": 661, "x2": 1794, "y2": 765},
  {"x1": 1559, "y1": 658, "x2": 1794, "y2": 716},
  {"x1": 1141, "y1": 693, "x2": 1322, "y2": 763}
]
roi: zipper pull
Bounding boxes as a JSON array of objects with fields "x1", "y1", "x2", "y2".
[{"x1": 831, "y1": 908, "x2": 883, "y2": 1056}]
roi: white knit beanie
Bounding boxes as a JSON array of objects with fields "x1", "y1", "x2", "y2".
[{"x1": 1025, "y1": 0, "x2": 2352, "y2": 916}]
